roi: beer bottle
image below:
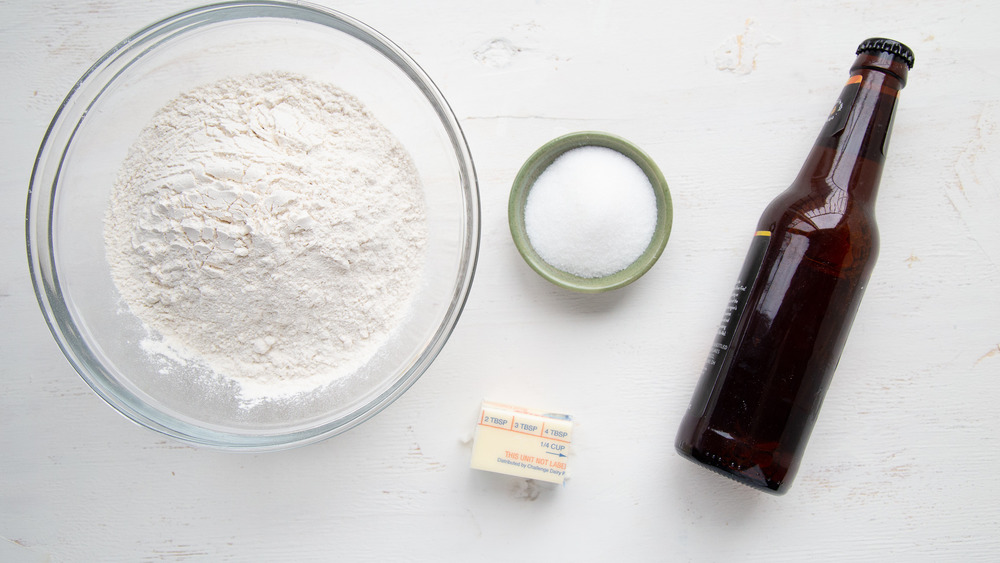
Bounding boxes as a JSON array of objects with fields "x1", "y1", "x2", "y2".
[{"x1": 675, "y1": 38, "x2": 914, "y2": 494}]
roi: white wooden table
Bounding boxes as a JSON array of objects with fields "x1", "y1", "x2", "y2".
[{"x1": 3, "y1": 1, "x2": 998, "y2": 560}]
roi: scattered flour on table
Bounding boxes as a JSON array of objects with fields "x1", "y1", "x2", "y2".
[{"x1": 104, "y1": 72, "x2": 427, "y2": 404}]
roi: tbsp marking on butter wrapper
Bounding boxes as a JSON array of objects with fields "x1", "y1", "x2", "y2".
[{"x1": 470, "y1": 401, "x2": 573, "y2": 484}]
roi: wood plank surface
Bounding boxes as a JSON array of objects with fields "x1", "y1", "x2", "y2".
[{"x1": 2, "y1": 1, "x2": 997, "y2": 560}]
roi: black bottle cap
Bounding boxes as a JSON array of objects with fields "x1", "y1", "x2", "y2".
[{"x1": 856, "y1": 37, "x2": 915, "y2": 69}]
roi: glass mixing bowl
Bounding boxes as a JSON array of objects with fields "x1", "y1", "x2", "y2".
[{"x1": 26, "y1": 1, "x2": 479, "y2": 450}]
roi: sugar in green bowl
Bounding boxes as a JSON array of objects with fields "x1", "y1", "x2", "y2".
[{"x1": 508, "y1": 131, "x2": 672, "y2": 293}]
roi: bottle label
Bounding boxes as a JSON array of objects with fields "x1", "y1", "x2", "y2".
[
  {"x1": 822, "y1": 75, "x2": 862, "y2": 138},
  {"x1": 695, "y1": 231, "x2": 772, "y2": 402}
]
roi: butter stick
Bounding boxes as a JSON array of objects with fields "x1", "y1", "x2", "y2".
[{"x1": 470, "y1": 401, "x2": 573, "y2": 484}]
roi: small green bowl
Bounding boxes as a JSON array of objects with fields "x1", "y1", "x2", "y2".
[{"x1": 508, "y1": 131, "x2": 673, "y2": 293}]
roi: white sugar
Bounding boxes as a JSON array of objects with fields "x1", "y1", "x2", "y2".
[{"x1": 524, "y1": 146, "x2": 657, "y2": 278}]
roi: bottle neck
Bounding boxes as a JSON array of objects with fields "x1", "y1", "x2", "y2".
[{"x1": 795, "y1": 51, "x2": 908, "y2": 206}]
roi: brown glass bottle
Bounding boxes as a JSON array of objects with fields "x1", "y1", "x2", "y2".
[{"x1": 675, "y1": 38, "x2": 914, "y2": 495}]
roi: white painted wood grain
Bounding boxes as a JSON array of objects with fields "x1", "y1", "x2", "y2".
[{"x1": 2, "y1": 0, "x2": 998, "y2": 560}]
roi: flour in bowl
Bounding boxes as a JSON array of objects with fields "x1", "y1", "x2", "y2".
[{"x1": 104, "y1": 72, "x2": 427, "y2": 403}]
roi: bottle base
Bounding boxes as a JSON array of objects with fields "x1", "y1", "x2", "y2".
[{"x1": 675, "y1": 443, "x2": 789, "y2": 496}]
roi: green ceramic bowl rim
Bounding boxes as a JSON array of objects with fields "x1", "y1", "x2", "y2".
[{"x1": 508, "y1": 131, "x2": 673, "y2": 293}]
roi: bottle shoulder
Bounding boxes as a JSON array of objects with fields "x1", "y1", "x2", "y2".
[
  {"x1": 757, "y1": 184, "x2": 880, "y2": 277},
  {"x1": 759, "y1": 183, "x2": 877, "y2": 234}
]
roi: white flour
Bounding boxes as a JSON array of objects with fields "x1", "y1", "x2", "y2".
[{"x1": 104, "y1": 72, "x2": 427, "y2": 403}]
